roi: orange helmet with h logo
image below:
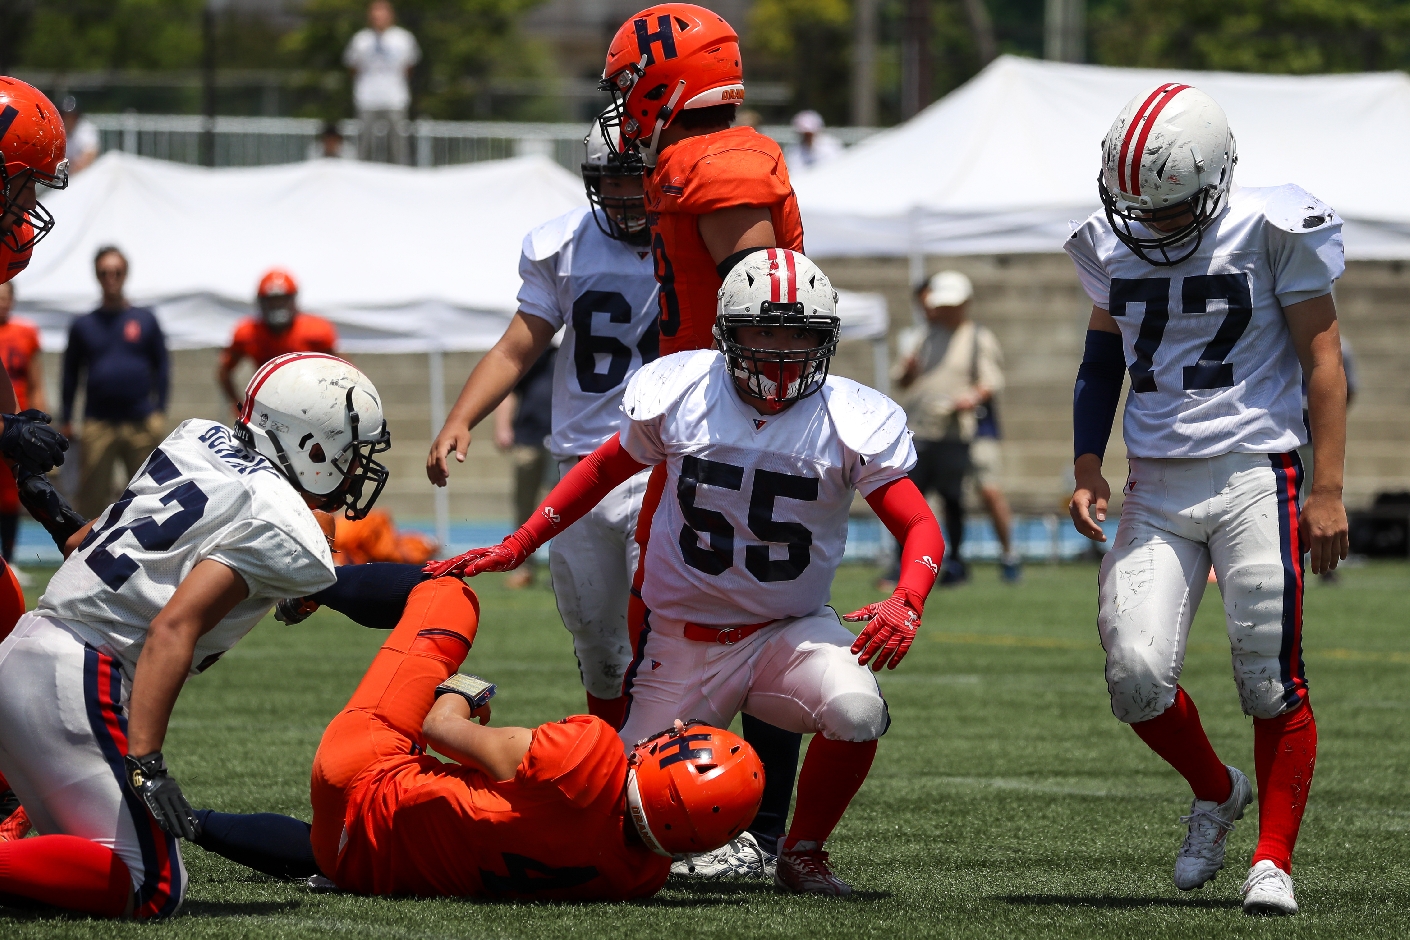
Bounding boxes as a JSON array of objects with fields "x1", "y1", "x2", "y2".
[
  {"x1": 625, "y1": 719, "x2": 764, "y2": 857},
  {"x1": 599, "y1": 4, "x2": 744, "y2": 159},
  {"x1": 0, "y1": 77, "x2": 68, "y2": 254}
]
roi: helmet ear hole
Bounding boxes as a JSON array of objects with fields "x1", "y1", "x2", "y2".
[{"x1": 308, "y1": 443, "x2": 327, "y2": 464}]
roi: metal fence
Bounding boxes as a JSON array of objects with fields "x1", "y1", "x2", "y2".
[{"x1": 88, "y1": 114, "x2": 880, "y2": 171}]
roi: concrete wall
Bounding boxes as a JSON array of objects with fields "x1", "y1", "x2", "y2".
[{"x1": 45, "y1": 253, "x2": 1407, "y2": 522}]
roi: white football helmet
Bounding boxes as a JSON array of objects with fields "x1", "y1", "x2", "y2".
[
  {"x1": 1099, "y1": 83, "x2": 1237, "y2": 265},
  {"x1": 714, "y1": 249, "x2": 840, "y2": 410},
  {"x1": 582, "y1": 111, "x2": 649, "y2": 245},
  {"x1": 235, "y1": 353, "x2": 391, "y2": 519}
]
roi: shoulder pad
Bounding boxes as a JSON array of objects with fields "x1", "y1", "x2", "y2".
[
  {"x1": 822, "y1": 377, "x2": 909, "y2": 458},
  {"x1": 1258, "y1": 184, "x2": 1341, "y2": 235},
  {"x1": 521, "y1": 206, "x2": 591, "y2": 263},
  {"x1": 621, "y1": 350, "x2": 718, "y2": 423}
]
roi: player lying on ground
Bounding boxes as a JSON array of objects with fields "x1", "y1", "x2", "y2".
[
  {"x1": 0, "y1": 77, "x2": 68, "y2": 287},
  {"x1": 596, "y1": 3, "x2": 811, "y2": 877},
  {"x1": 0, "y1": 353, "x2": 391, "y2": 919},
  {"x1": 166, "y1": 564, "x2": 767, "y2": 900},
  {"x1": 429, "y1": 251, "x2": 946, "y2": 896},
  {"x1": 1066, "y1": 84, "x2": 1348, "y2": 916},
  {"x1": 427, "y1": 116, "x2": 659, "y2": 730}
]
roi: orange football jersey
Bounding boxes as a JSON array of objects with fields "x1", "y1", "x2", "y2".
[
  {"x1": 220, "y1": 313, "x2": 337, "y2": 371},
  {"x1": 333, "y1": 716, "x2": 669, "y2": 900},
  {"x1": 645, "y1": 126, "x2": 804, "y2": 355},
  {"x1": 0, "y1": 222, "x2": 33, "y2": 285},
  {"x1": 0, "y1": 318, "x2": 41, "y2": 411}
]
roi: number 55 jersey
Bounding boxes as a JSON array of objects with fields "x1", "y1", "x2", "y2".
[
  {"x1": 620, "y1": 349, "x2": 916, "y2": 626},
  {"x1": 37, "y1": 419, "x2": 337, "y2": 675},
  {"x1": 1065, "y1": 184, "x2": 1344, "y2": 458}
]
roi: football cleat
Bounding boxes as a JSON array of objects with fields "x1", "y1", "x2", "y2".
[
  {"x1": 1173, "y1": 765, "x2": 1252, "y2": 890},
  {"x1": 671, "y1": 830, "x2": 774, "y2": 879},
  {"x1": 274, "y1": 596, "x2": 320, "y2": 625},
  {"x1": 1242, "y1": 859, "x2": 1298, "y2": 915},
  {"x1": 774, "y1": 842, "x2": 852, "y2": 896},
  {"x1": 0, "y1": 805, "x2": 32, "y2": 842}
]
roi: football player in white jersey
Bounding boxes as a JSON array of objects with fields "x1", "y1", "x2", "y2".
[
  {"x1": 1065, "y1": 85, "x2": 1348, "y2": 916},
  {"x1": 0, "y1": 353, "x2": 391, "y2": 918},
  {"x1": 427, "y1": 116, "x2": 658, "y2": 728},
  {"x1": 427, "y1": 250, "x2": 946, "y2": 896}
]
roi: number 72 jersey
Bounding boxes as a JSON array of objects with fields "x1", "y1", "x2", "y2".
[
  {"x1": 1065, "y1": 184, "x2": 1345, "y2": 458},
  {"x1": 36, "y1": 419, "x2": 337, "y2": 675}
]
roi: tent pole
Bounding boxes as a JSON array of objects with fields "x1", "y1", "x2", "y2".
[
  {"x1": 871, "y1": 336, "x2": 890, "y2": 396},
  {"x1": 428, "y1": 347, "x2": 451, "y2": 552},
  {"x1": 908, "y1": 205, "x2": 925, "y2": 327}
]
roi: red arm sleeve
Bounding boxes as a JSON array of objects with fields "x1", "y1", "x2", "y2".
[
  {"x1": 508, "y1": 433, "x2": 648, "y2": 555},
  {"x1": 864, "y1": 477, "x2": 945, "y2": 605}
]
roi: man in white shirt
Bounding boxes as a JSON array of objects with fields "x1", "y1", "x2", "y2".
[
  {"x1": 343, "y1": 0, "x2": 421, "y2": 164},
  {"x1": 60, "y1": 96, "x2": 100, "y2": 176},
  {"x1": 783, "y1": 111, "x2": 843, "y2": 171}
]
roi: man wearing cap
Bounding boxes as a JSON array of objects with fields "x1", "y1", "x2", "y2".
[
  {"x1": 784, "y1": 111, "x2": 844, "y2": 171},
  {"x1": 217, "y1": 269, "x2": 338, "y2": 416},
  {"x1": 894, "y1": 271, "x2": 1005, "y2": 586}
]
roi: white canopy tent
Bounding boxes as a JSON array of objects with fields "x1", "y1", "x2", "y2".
[
  {"x1": 793, "y1": 56, "x2": 1410, "y2": 260},
  {"x1": 11, "y1": 151, "x2": 890, "y2": 543}
]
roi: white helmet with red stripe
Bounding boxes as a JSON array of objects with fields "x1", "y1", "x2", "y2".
[
  {"x1": 234, "y1": 353, "x2": 391, "y2": 519},
  {"x1": 1099, "y1": 83, "x2": 1237, "y2": 266},
  {"x1": 714, "y1": 249, "x2": 840, "y2": 411}
]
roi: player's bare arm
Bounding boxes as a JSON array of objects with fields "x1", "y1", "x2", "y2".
[
  {"x1": 127, "y1": 559, "x2": 250, "y2": 758},
  {"x1": 1285, "y1": 293, "x2": 1349, "y2": 574},
  {"x1": 426, "y1": 312, "x2": 556, "y2": 486},
  {"x1": 422, "y1": 694, "x2": 532, "y2": 781},
  {"x1": 1069, "y1": 305, "x2": 1122, "y2": 541},
  {"x1": 698, "y1": 205, "x2": 776, "y2": 265}
]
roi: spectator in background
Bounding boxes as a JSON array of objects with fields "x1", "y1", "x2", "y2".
[
  {"x1": 493, "y1": 345, "x2": 555, "y2": 590},
  {"x1": 317, "y1": 121, "x2": 348, "y2": 159},
  {"x1": 0, "y1": 280, "x2": 45, "y2": 568},
  {"x1": 217, "y1": 268, "x2": 338, "y2": 415},
  {"x1": 968, "y1": 344, "x2": 1022, "y2": 583},
  {"x1": 892, "y1": 271, "x2": 1003, "y2": 587},
  {"x1": 344, "y1": 0, "x2": 420, "y2": 165},
  {"x1": 59, "y1": 96, "x2": 100, "y2": 176},
  {"x1": 61, "y1": 246, "x2": 169, "y2": 519},
  {"x1": 784, "y1": 110, "x2": 843, "y2": 170}
]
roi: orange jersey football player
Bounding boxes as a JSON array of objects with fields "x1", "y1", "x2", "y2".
[
  {"x1": 217, "y1": 268, "x2": 338, "y2": 415},
  {"x1": 597, "y1": 3, "x2": 807, "y2": 877},
  {"x1": 167, "y1": 568, "x2": 764, "y2": 901},
  {"x1": 0, "y1": 279, "x2": 44, "y2": 560}
]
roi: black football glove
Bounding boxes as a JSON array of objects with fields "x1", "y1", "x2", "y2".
[
  {"x1": 14, "y1": 465, "x2": 88, "y2": 550},
  {"x1": 124, "y1": 752, "x2": 199, "y2": 840},
  {"x1": 0, "y1": 409, "x2": 68, "y2": 474}
]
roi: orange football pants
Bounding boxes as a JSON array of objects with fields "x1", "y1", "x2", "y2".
[{"x1": 309, "y1": 577, "x2": 480, "y2": 877}]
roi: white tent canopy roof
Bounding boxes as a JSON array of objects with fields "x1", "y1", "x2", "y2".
[
  {"x1": 794, "y1": 56, "x2": 1410, "y2": 259},
  {"x1": 14, "y1": 151, "x2": 887, "y2": 352}
]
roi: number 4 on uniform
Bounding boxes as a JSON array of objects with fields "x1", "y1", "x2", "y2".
[{"x1": 1109, "y1": 273, "x2": 1253, "y2": 393}]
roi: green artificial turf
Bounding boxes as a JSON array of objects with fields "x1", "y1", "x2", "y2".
[{"x1": 4, "y1": 560, "x2": 1409, "y2": 938}]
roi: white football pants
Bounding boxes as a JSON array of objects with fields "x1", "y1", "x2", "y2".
[
  {"x1": 549, "y1": 462, "x2": 649, "y2": 700},
  {"x1": 0, "y1": 613, "x2": 186, "y2": 918},
  {"x1": 1099, "y1": 452, "x2": 1308, "y2": 724},
  {"x1": 618, "y1": 608, "x2": 889, "y2": 750}
]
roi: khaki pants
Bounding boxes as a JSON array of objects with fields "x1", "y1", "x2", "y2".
[
  {"x1": 356, "y1": 109, "x2": 410, "y2": 165},
  {"x1": 78, "y1": 415, "x2": 165, "y2": 519}
]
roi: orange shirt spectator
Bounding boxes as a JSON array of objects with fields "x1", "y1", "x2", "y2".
[
  {"x1": 0, "y1": 279, "x2": 45, "y2": 560},
  {"x1": 217, "y1": 268, "x2": 338, "y2": 412}
]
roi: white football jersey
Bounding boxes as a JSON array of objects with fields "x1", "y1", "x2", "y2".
[
  {"x1": 38, "y1": 419, "x2": 336, "y2": 675},
  {"x1": 517, "y1": 206, "x2": 660, "y2": 460},
  {"x1": 1065, "y1": 184, "x2": 1344, "y2": 458},
  {"x1": 620, "y1": 350, "x2": 916, "y2": 626}
]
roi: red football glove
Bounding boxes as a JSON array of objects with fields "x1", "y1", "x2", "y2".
[
  {"x1": 843, "y1": 587, "x2": 922, "y2": 671},
  {"x1": 423, "y1": 534, "x2": 531, "y2": 579}
]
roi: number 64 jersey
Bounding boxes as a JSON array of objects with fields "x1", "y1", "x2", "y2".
[
  {"x1": 1065, "y1": 184, "x2": 1345, "y2": 458},
  {"x1": 37, "y1": 419, "x2": 337, "y2": 674},
  {"x1": 620, "y1": 350, "x2": 916, "y2": 626}
]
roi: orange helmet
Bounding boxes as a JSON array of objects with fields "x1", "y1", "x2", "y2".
[
  {"x1": 0, "y1": 77, "x2": 68, "y2": 254},
  {"x1": 599, "y1": 4, "x2": 744, "y2": 157},
  {"x1": 257, "y1": 268, "x2": 298, "y2": 298},
  {"x1": 625, "y1": 719, "x2": 764, "y2": 857}
]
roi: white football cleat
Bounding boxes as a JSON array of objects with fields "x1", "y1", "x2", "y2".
[
  {"x1": 670, "y1": 830, "x2": 774, "y2": 879},
  {"x1": 1173, "y1": 765, "x2": 1252, "y2": 890},
  {"x1": 1242, "y1": 860, "x2": 1298, "y2": 915},
  {"x1": 774, "y1": 842, "x2": 853, "y2": 897}
]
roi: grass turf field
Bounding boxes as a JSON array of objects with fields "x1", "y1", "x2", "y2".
[{"x1": 4, "y1": 559, "x2": 1409, "y2": 939}]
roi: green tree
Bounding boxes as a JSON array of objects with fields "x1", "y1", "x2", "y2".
[{"x1": 1089, "y1": 0, "x2": 1410, "y2": 73}]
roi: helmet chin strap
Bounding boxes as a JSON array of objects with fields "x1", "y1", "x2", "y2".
[{"x1": 646, "y1": 80, "x2": 688, "y2": 157}]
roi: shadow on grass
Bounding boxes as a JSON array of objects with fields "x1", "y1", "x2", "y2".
[
  {"x1": 179, "y1": 899, "x2": 304, "y2": 918},
  {"x1": 1001, "y1": 894, "x2": 1240, "y2": 910},
  {"x1": 653, "y1": 881, "x2": 892, "y2": 905}
]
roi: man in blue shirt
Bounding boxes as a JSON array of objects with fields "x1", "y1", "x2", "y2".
[{"x1": 60, "y1": 246, "x2": 169, "y2": 518}]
